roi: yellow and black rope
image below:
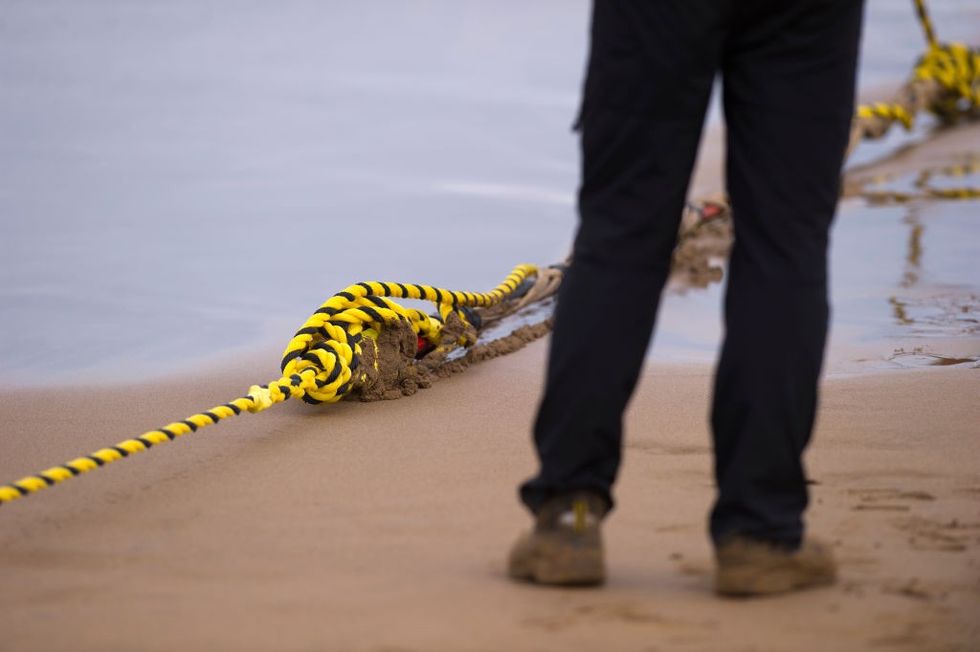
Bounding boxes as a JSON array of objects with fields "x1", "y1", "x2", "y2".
[
  {"x1": 0, "y1": 264, "x2": 538, "y2": 506},
  {"x1": 856, "y1": 102, "x2": 914, "y2": 130},
  {"x1": 854, "y1": 0, "x2": 980, "y2": 139},
  {"x1": 913, "y1": 0, "x2": 938, "y2": 48}
]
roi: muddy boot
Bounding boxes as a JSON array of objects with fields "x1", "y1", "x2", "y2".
[
  {"x1": 508, "y1": 492, "x2": 607, "y2": 586},
  {"x1": 714, "y1": 536, "x2": 837, "y2": 597}
]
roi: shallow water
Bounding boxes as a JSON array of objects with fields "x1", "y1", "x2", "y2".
[
  {"x1": 1, "y1": 0, "x2": 978, "y2": 386},
  {"x1": 651, "y1": 196, "x2": 980, "y2": 372}
]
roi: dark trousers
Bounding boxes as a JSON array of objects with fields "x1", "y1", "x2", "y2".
[{"x1": 520, "y1": 0, "x2": 864, "y2": 547}]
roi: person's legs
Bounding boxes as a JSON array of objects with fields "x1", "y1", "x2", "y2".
[
  {"x1": 519, "y1": 0, "x2": 726, "y2": 515},
  {"x1": 711, "y1": 0, "x2": 864, "y2": 549}
]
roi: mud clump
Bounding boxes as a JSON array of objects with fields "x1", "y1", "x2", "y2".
[
  {"x1": 433, "y1": 318, "x2": 553, "y2": 375},
  {"x1": 346, "y1": 311, "x2": 553, "y2": 403},
  {"x1": 671, "y1": 206, "x2": 733, "y2": 289},
  {"x1": 348, "y1": 317, "x2": 430, "y2": 402}
]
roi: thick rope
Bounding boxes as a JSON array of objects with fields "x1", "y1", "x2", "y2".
[
  {"x1": 913, "y1": 0, "x2": 938, "y2": 49},
  {"x1": 850, "y1": 0, "x2": 980, "y2": 152},
  {"x1": 278, "y1": 265, "x2": 536, "y2": 404},
  {"x1": 0, "y1": 264, "x2": 538, "y2": 506}
]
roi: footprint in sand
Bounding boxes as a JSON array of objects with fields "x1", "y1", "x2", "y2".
[
  {"x1": 847, "y1": 487, "x2": 936, "y2": 512},
  {"x1": 951, "y1": 486, "x2": 980, "y2": 498},
  {"x1": 889, "y1": 515, "x2": 980, "y2": 553},
  {"x1": 846, "y1": 485, "x2": 980, "y2": 552},
  {"x1": 521, "y1": 601, "x2": 665, "y2": 631},
  {"x1": 521, "y1": 601, "x2": 717, "y2": 641},
  {"x1": 880, "y1": 577, "x2": 942, "y2": 602}
]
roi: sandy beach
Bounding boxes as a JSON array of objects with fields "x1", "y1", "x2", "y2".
[
  {"x1": 1, "y1": 338, "x2": 978, "y2": 651},
  {"x1": 3, "y1": 2, "x2": 980, "y2": 650}
]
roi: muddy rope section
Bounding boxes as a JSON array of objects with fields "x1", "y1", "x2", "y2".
[
  {"x1": 847, "y1": 0, "x2": 980, "y2": 156},
  {"x1": 0, "y1": 265, "x2": 562, "y2": 505},
  {"x1": 1, "y1": 0, "x2": 977, "y2": 508}
]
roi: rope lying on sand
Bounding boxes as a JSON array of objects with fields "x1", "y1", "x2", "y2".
[
  {"x1": 1, "y1": 0, "x2": 977, "y2": 509},
  {"x1": 847, "y1": 0, "x2": 980, "y2": 155},
  {"x1": 0, "y1": 265, "x2": 558, "y2": 506}
]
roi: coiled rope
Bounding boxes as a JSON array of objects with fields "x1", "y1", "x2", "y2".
[
  {"x1": 850, "y1": 0, "x2": 980, "y2": 152},
  {"x1": 0, "y1": 264, "x2": 538, "y2": 506}
]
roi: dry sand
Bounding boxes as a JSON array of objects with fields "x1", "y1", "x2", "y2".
[{"x1": 2, "y1": 123, "x2": 979, "y2": 652}]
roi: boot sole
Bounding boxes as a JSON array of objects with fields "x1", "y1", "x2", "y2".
[
  {"x1": 715, "y1": 564, "x2": 836, "y2": 596},
  {"x1": 509, "y1": 545, "x2": 604, "y2": 586}
]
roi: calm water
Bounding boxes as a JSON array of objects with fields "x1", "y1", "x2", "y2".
[
  {"x1": 1, "y1": 0, "x2": 979, "y2": 386},
  {"x1": 652, "y1": 197, "x2": 980, "y2": 372}
]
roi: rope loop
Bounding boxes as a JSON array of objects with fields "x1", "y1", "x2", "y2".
[
  {"x1": 913, "y1": 41, "x2": 980, "y2": 118},
  {"x1": 0, "y1": 264, "x2": 539, "y2": 506},
  {"x1": 851, "y1": 0, "x2": 979, "y2": 149},
  {"x1": 276, "y1": 264, "x2": 538, "y2": 406}
]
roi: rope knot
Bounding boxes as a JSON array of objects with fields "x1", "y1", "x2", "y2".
[{"x1": 246, "y1": 385, "x2": 275, "y2": 413}]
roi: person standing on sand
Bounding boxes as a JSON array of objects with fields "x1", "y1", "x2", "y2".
[{"x1": 509, "y1": 0, "x2": 864, "y2": 596}]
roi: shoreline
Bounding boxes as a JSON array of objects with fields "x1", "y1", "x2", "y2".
[{"x1": 9, "y1": 117, "x2": 978, "y2": 394}]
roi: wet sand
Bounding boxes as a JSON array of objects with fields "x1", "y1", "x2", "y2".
[{"x1": 1, "y1": 346, "x2": 978, "y2": 651}]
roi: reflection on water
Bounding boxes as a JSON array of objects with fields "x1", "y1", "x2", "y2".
[
  {"x1": 847, "y1": 156, "x2": 980, "y2": 204},
  {"x1": 827, "y1": 194, "x2": 979, "y2": 370},
  {"x1": 880, "y1": 169, "x2": 980, "y2": 347},
  {"x1": 650, "y1": 195, "x2": 980, "y2": 371},
  {"x1": 900, "y1": 209, "x2": 924, "y2": 288},
  {"x1": 888, "y1": 294, "x2": 979, "y2": 336}
]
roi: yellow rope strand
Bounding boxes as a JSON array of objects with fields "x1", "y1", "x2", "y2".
[
  {"x1": 0, "y1": 264, "x2": 538, "y2": 506},
  {"x1": 854, "y1": 0, "x2": 980, "y2": 144},
  {"x1": 852, "y1": 0, "x2": 980, "y2": 135}
]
